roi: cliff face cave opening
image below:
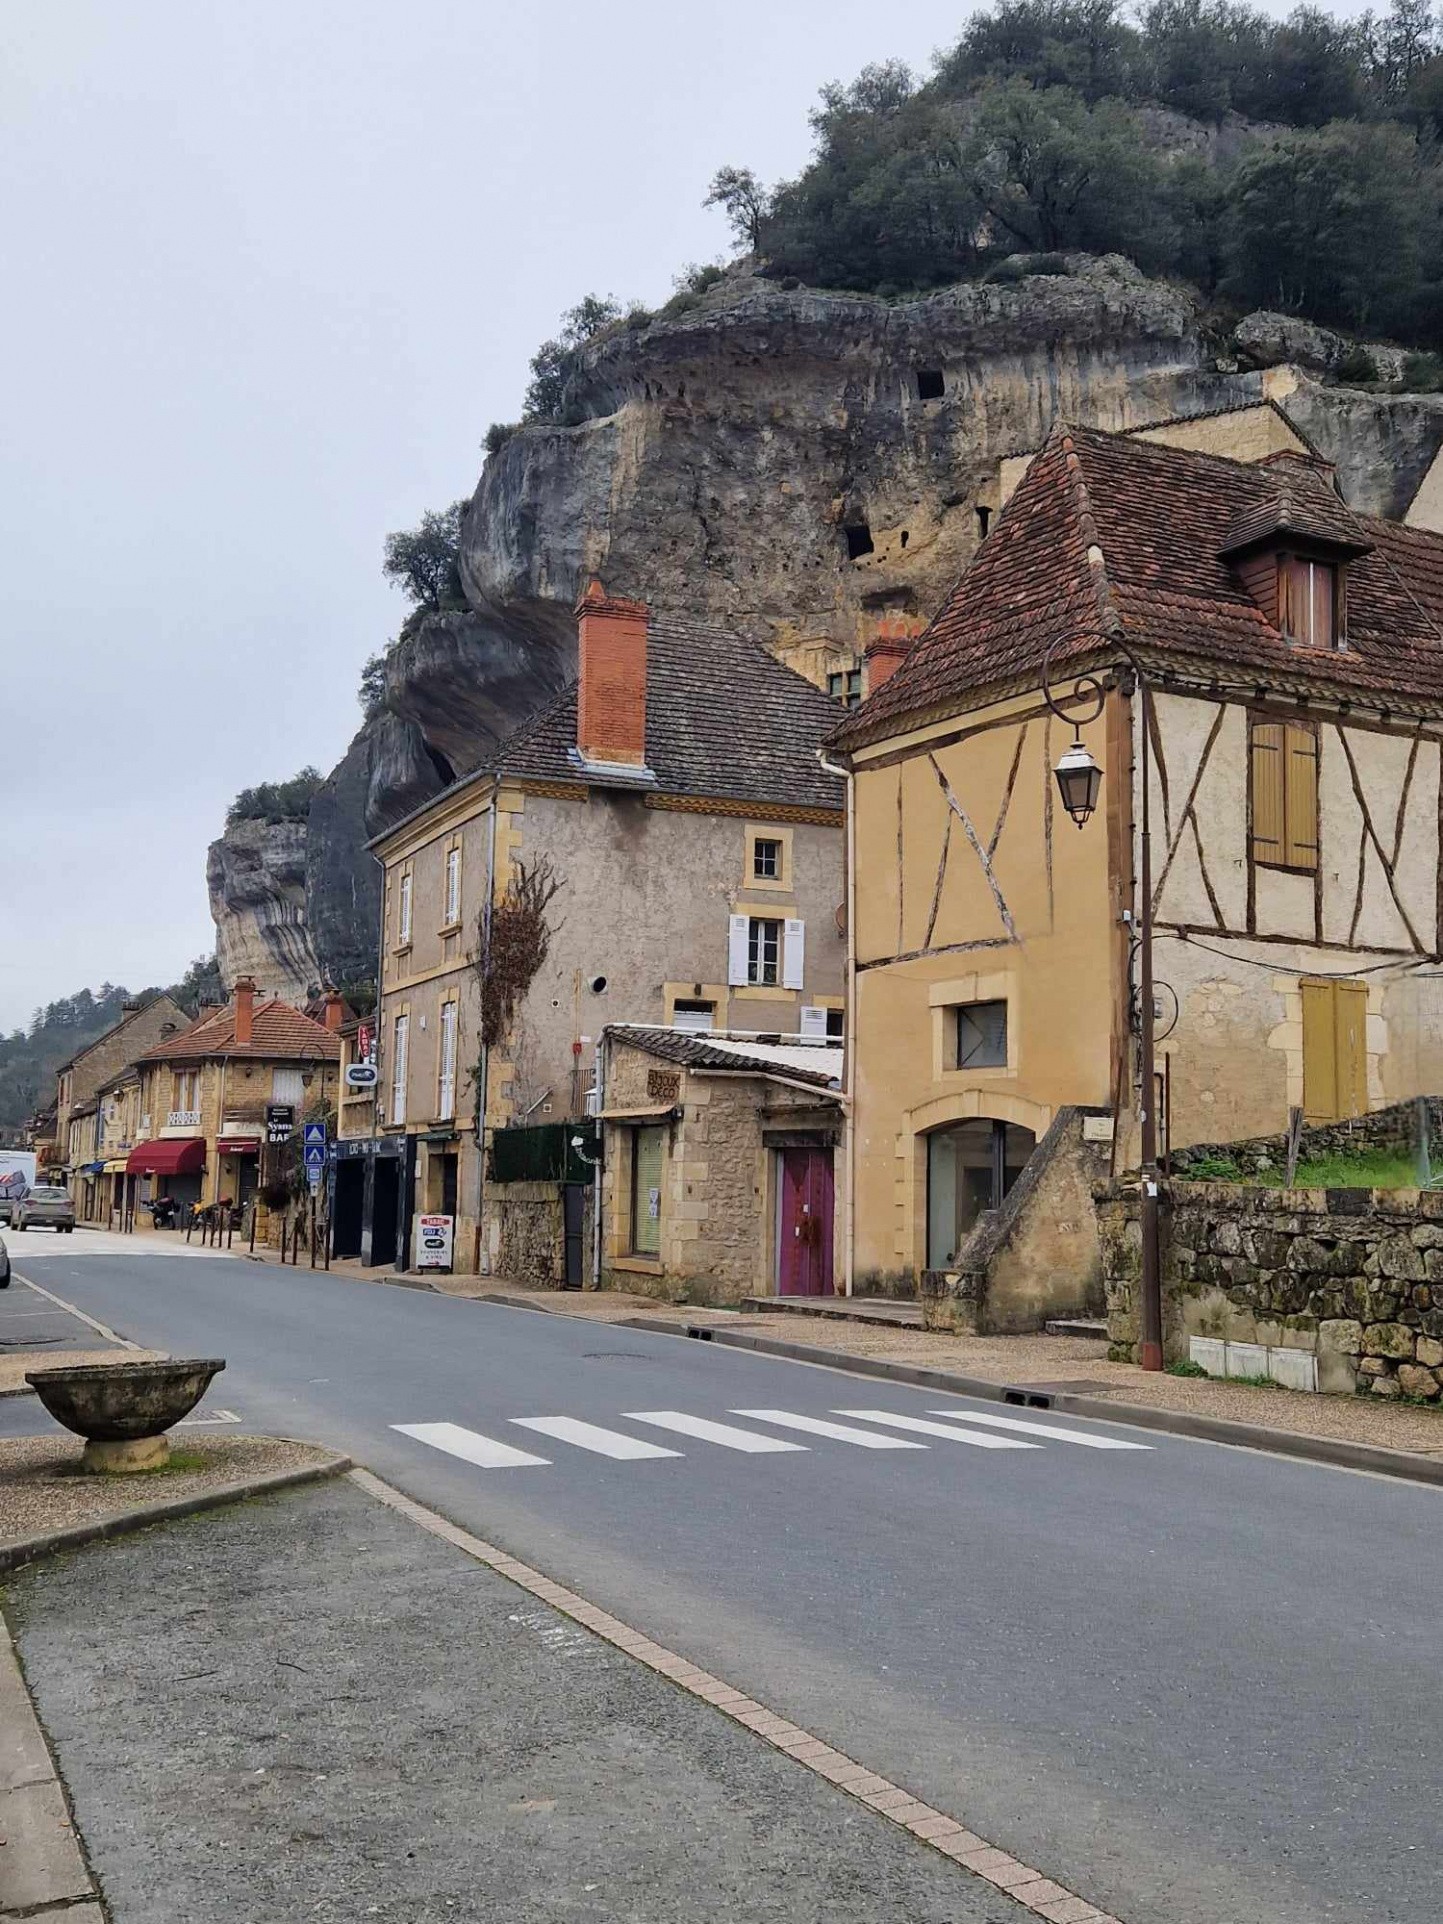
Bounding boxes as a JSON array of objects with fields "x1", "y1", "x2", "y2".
[
  {"x1": 845, "y1": 523, "x2": 875, "y2": 560},
  {"x1": 916, "y1": 369, "x2": 945, "y2": 400}
]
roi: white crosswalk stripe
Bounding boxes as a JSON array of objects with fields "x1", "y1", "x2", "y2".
[
  {"x1": 732, "y1": 1409, "x2": 929, "y2": 1449},
  {"x1": 833, "y1": 1410, "x2": 1040, "y2": 1449},
  {"x1": 511, "y1": 1416, "x2": 682, "y2": 1460},
  {"x1": 925, "y1": 1409, "x2": 1153, "y2": 1450},
  {"x1": 393, "y1": 1421, "x2": 549, "y2": 1469},
  {"x1": 624, "y1": 1411, "x2": 808, "y2": 1453}
]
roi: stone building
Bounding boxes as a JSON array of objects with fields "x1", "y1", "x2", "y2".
[
  {"x1": 130, "y1": 978, "x2": 341, "y2": 1219},
  {"x1": 355, "y1": 583, "x2": 846, "y2": 1279},
  {"x1": 52, "y1": 994, "x2": 189, "y2": 1188},
  {"x1": 827, "y1": 409, "x2": 1443, "y2": 1305},
  {"x1": 594, "y1": 1025, "x2": 842, "y2": 1303}
]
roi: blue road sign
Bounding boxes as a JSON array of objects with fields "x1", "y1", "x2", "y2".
[
  {"x1": 304, "y1": 1146, "x2": 326, "y2": 1171},
  {"x1": 303, "y1": 1121, "x2": 327, "y2": 1151}
]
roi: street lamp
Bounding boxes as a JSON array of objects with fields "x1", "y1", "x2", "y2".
[{"x1": 1042, "y1": 642, "x2": 1164, "y2": 1373}]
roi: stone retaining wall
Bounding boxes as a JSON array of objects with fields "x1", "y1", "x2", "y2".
[
  {"x1": 1168, "y1": 1097, "x2": 1443, "y2": 1178},
  {"x1": 1097, "y1": 1179, "x2": 1443, "y2": 1397}
]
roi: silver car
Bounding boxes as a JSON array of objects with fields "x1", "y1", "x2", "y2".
[{"x1": 14, "y1": 1185, "x2": 76, "y2": 1233}]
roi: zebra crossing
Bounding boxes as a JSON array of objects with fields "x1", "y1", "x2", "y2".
[{"x1": 391, "y1": 1404, "x2": 1153, "y2": 1471}]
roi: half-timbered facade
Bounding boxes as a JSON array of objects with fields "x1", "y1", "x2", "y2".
[{"x1": 829, "y1": 419, "x2": 1443, "y2": 1293}]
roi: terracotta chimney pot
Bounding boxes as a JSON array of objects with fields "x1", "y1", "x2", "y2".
[
  {"x1": 863, "y1": 615, "x2": 923, "y2": 696},
  {"x1": 575, "y1": 577, "x2": 650, "y2": 766},
  {"x1": 233, "y1": 975, "x2": 257, "y2": 1047}
]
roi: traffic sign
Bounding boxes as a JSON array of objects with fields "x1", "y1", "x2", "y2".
[
  {"x1": 304, "y1": 1145, "x2": 326, "y2": 1170},
  {"x1": 303, "y1": 1121, "x2": 327, "y2": 1150}
]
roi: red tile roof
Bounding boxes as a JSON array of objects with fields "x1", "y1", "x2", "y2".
[
  {"x1": 138, "y1": 1000, "x2": 341, "y2": 1064},
  {"x1": 831, "y1": 425, "x2": 1443, "y2": 750}
]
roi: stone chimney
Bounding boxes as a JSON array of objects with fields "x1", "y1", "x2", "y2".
[
  {"x1": 863, "y1": 615, "x2": 923, "y2": 697},
  {"x1": 121, "y1": 998, "x2": 141, "y2": 1015},
  {"x1": 575, "y1": 578, "x2": 650, "y2": 767},
  {"x1": 233, "y1": 975, "x2": 257, "y2": 1047},
  {"x1": 322, "y1": 990, "x2": 344, "y2": 1033}
]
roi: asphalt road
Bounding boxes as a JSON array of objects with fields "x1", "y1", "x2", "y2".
[{"x1": 5, "y1": 1239, "x2": 1439, "y2": 1924}]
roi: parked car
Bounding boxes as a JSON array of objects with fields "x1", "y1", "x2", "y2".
[
  {"x1": 14, "y1": 1186, "x2": 76, "y2": 1233},
  {"x1": 0, "y1": 1235, "x2": 9, "y2": 1286}
]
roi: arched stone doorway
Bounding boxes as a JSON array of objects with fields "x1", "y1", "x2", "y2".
[{"x1": 925, "y1": 1117, "x2": 1036, "y2": 1270}]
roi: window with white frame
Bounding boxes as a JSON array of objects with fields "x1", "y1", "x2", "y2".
[
  {"x1": 444, "y1": 846, "x2": 461, "y2": 925},
  {"x1": 672, "y1": 1000, "x2": 715, "y2": 1034},
  {"x1": 748, "y1": 917, "x2": 781, "y2": 986},
  {"x1": 729, "y1": 914, "x2": 805, "y2": 989},
  {"x1": 397, "y1": 871, "x2": 413, "y2": 945},
  {"x1": 391, "y1": 1014, "x2": 409, "y2": 1124},
  {"x1": 437, "y1": 1001, "x2": 457, "y2": 1119}
]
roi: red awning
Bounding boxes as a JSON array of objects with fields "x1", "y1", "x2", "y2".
[
  {"x1": 216, "y1": 1138, "x2": 260, "y2": 1156},
  {"x1": 126, "y1": 1139, "x2": 205, "y2": 1176}
]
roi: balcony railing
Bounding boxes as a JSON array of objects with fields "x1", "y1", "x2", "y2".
[{"x1": 166, "y1": 1109, "x2": 201, "y2": 1128}]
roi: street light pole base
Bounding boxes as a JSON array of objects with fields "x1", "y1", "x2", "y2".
[{"x1": 1139, "y1": 1341, "x2": 1164, "y2": 1372}]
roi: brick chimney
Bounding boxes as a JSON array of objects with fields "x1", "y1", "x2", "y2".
[
  {"x1": 322, "y1": 989, "x2": 344, "y2": 1033},
  {"x1": 233, "y1": 975, "x2": 256, "y2": 1047},
  {"x1": 575, "y1": 578, "x2": 650, "y2": 767},
  {"x1": 863, "y1": 615, "x2": 923, "y2": 696}
]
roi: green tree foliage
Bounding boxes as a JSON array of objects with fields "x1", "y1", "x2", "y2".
[
  {"x1": 716, "y1": 0, "x2": 1443, "y2": 344},
  {"x1": 357, "y1": 650, "x2": 389, "y2": 718},
  {"x1": 0, "y1": 985, "x2": 139, "y2": 1135},
  {"x1": 381, "y1": 500, "x2": 469, "y2": 611},
  {"x1": 226, "y1": 767, "x2": 324, "y2": 827},
  {"x1": 523, "y1": 296, "x2": 623, "y2": 423},
  {"x1": 169, "y1": 954, "x2": 224, "y2": 1015}
]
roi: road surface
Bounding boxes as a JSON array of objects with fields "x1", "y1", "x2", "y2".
[{"x1": 3, "y1": 1233, "x2": 1436, "y2": 1924}]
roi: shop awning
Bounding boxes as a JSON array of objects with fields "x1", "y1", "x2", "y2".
[
  {"x1": 126, "y1": 1139, "x2": 205, "y2": 1176},
  {"x1": 81, "y1": 1161, "x2": 106, "y2": 1175},
  {"x1": 595, "y1": 1102, "x2": 680, "y2": 1122},
  {"x1": 102, "y1": 1159, "x2": 128, "y2": 1174},
  {"x1": 216, "y1": 1138, "x2": 260, "y2": 1156}
]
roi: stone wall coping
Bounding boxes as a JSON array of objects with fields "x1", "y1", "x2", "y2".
[{"x1": 1095, "y1": 1177, "x2": 1443, "y2": 1220}]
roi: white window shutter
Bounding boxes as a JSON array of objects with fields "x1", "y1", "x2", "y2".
[
  {"x1": 799, "y1": 1005, "x2": 828, "y2": 1038},
  {"x1": 728, "y1": 914, "x2": 750, "y2": 986},
  {"x1": 783, "y1": 918, "x2": 805, "y2": 990}
]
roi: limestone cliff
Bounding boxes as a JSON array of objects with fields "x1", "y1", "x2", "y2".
[
  {"x1": 210, "y1": 256, "x2": 1443, "y2": 990},
  {"x1": 206, "y1": 818, "x2": 318, "y2": 1004}
]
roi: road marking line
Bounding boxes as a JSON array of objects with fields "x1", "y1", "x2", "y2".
[
  {"x1": 731, "y1": 1409, "x2": 929, "y2": 1449},
  {"x1": 833, "y1": 1410, "x2": 1040, "y2": 1449},
  {"x1": 622, "y1": 1411, "x2": 807, "y2": 1453},
  {"x1": 13, "y1": 1273, "x2": 141, "y2": 1350},
  {"x1": 510, "y1": 1416, "x2": 681, "y2": 1460},
  {"x1": 350, "y1": 1467, "x2": 1121, "y2": 1924},
  {"x1": 925, "y1": 1410, "x2": 1153, "y2": 1451},
  {"x1": 391, "y1": 1421, "x2": 549, "y2": 1469}
]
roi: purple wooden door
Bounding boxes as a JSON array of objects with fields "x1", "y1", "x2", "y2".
[{"x1": 778, "y1": 1149, "x2": 835, "y2": 1297}]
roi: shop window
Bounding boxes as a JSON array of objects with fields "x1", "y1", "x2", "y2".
[{"x1": 926, "y1": 1119, "x2": 1034, "y2": 1268}]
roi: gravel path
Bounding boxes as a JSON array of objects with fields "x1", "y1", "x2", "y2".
[{"x1": 0, "y1": 1433, "x2": 343, "y2": 1549}]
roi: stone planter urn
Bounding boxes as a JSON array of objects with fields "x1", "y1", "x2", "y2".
[{"x1": 25, "y1": 1359, "x2": 225, "y2": 1473}]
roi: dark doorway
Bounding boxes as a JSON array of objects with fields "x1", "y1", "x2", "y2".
[
  {"x1": 926, "y1": 1119, "x2": 1035, "y2": 1269},
  {"x1": 777, "y1": 1148, "x2": 835, "y2": 1296},
  {"x1": 563, "y1": 1183, "x2": 587, "y2": 1289},
  {"x1": 333, "y1": 1160, "x2": 364, "y2": 1259},
  {"x1": 435, "y1": 1151, "x2": 458, "y2": 1218},
  {"x1": 370, "y1": 1159, "x2": 400, "y2": 1269}
]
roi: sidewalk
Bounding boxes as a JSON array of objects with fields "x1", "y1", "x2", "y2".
[{"x1": 2, "y1": 1476, "x2": 1029, "y2": 1924}]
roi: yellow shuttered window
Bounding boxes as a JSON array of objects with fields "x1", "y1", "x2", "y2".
[
  {"x1": 1251, "y1": 719, "x2": 1318, "y2": 872},
  {"x1": 1301, "y1": 978, "x2": 1368, "y2": 1123}
]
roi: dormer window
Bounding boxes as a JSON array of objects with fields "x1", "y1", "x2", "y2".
[{"x1": 1279, "y1": 555, "x2": 1338, "y2": 650}]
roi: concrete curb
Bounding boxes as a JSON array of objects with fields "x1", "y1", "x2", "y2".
[
  {"x1": 614, "y1": 1316, "x2": 1443, "y2": 1488},
  {"x1": 0, "y1": 1608, "x2": 102, "y2": 1919},
  {"x1": 0, "y1": 1452, "x2": 353, "y2": 1577}
]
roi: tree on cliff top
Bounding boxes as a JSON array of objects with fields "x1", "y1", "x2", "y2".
[
  {"x1": 226, "y1": 768, "x2": 324, "y2": 827},
  {"x1": 382, "y1": 501, "x2": 469, "y2": 611}
]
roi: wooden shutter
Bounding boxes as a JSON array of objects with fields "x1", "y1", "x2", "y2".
[
  {"x1": 1302, "y1": 978, "x2": 1368, "y2": 1123},
  {"x1": 1251, "y1": 722, "x2": 1286, "y2": 865},
  {"x1": 783, "y1": 918, "x2": 806, "y2": 989},
  {"x1": 1310, "y1": 563, "x2": 1335, "y2": 650},
  {"x1": 1282, "y1": 723, "x2": 1319, "y2": 870},
  {"x1": 727, "y1": 914, "x2": 750, "y2": 987},
  {"x1": 1277, "y1": 558, "x2": 1301, "y2": 639}
]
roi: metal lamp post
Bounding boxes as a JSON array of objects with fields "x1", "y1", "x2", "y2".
[{"x1": 1042, "y1": 643, "x2": 1164, "y2": 1372}]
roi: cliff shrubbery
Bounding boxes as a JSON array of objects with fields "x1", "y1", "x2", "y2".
[
  {"x1": 710, "y1": 0, "x2": 1443, "y2": 345},
  {"x1": 226, "y1": 768, "x2": 324, "y2": 827}
]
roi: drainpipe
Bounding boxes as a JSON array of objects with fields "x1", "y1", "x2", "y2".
[
  {"x1": 817, "y1": 747, "x2": 855, "y2": 1297},
  {"x1": 590, "y1": 1025, "x2": 609, "y2": 1292},
  {"x1": 473, "y1": 793, "x2": 498, "y2": 1274}
]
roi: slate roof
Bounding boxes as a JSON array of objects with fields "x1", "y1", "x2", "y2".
[
  {"x1": 611, "y1": 1025, "x2": 843, "y2": 1090},
  {"x1": 497, "y1": 615, "x2": 845, "y2": 813},
  {"x1": 830, "y1": 425, "x2": 1443, "y2": 750},
  {"x1": 138, "y1": 1000, "x2": 341, "y2": 1065}
]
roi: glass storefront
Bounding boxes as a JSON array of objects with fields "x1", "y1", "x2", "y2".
[{"x1": 926, "y1": 1119, "x2": 1035, "y2": 1269}]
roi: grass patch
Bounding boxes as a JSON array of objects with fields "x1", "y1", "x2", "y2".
[
  {"x1": 1166, "y1": 1358, "x2": 1210, "y2": 1378},
  {"x1": 1180, "y1": 1148, "x2": 1420, "y2": 1189},
  {"x1": 60, "y1": 1448, "x2": 212, "y2": 1480}
]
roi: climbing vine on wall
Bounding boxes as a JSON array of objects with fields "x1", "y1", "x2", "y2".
[{"x1": 473, "y1": 858, "x2": 562, "y2": 1052}]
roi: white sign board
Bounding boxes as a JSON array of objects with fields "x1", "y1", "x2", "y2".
[
  {"x1": 345, "y1": 1062, "x2": 378, "y2": 1090},
  {"x1": 415, "y1": 1213, "x2": 454, "y2": 1270}
]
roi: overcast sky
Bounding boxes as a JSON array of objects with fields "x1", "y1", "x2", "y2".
[{"x1": 0, "y1": 0, "x2": 1344, "y2": 1033}]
